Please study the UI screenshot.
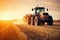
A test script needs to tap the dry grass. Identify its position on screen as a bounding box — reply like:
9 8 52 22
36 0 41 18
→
37 27 60 40
0 24 28 40
17 24 60 40
0 20 60 40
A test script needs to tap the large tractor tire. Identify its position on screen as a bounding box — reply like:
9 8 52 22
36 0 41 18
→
28 17 31 25
32 15 35 25
27 15 32 25
32 16 41 26
47 16 53 25
33 16 38 25
37 16 42 26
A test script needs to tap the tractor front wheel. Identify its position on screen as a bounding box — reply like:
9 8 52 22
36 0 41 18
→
47 16 53 25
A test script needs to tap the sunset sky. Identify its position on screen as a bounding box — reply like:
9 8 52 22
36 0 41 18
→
0 0 60 20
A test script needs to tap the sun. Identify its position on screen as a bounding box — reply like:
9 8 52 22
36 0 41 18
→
0 13 25 20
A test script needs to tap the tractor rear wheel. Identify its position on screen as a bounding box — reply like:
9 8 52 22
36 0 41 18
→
28 16 31 25
33 16 41 26
32 16 38 25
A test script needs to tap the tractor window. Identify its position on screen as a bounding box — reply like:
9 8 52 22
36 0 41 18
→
37 9 44 14
37 10 40 13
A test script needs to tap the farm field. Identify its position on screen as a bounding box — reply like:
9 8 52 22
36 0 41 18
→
0 20 60 40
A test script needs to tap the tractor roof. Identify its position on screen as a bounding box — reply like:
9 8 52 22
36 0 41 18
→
35 7 45 9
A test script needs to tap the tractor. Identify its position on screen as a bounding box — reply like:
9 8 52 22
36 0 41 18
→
25 7 53 25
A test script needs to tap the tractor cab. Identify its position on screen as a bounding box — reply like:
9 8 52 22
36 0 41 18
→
32 7 48 15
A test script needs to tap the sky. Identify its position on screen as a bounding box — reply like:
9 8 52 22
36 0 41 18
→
0 0 60 20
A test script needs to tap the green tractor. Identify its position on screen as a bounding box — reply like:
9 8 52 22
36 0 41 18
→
27 7 53 25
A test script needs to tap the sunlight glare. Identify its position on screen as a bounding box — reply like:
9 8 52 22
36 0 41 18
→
0 14 14 20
